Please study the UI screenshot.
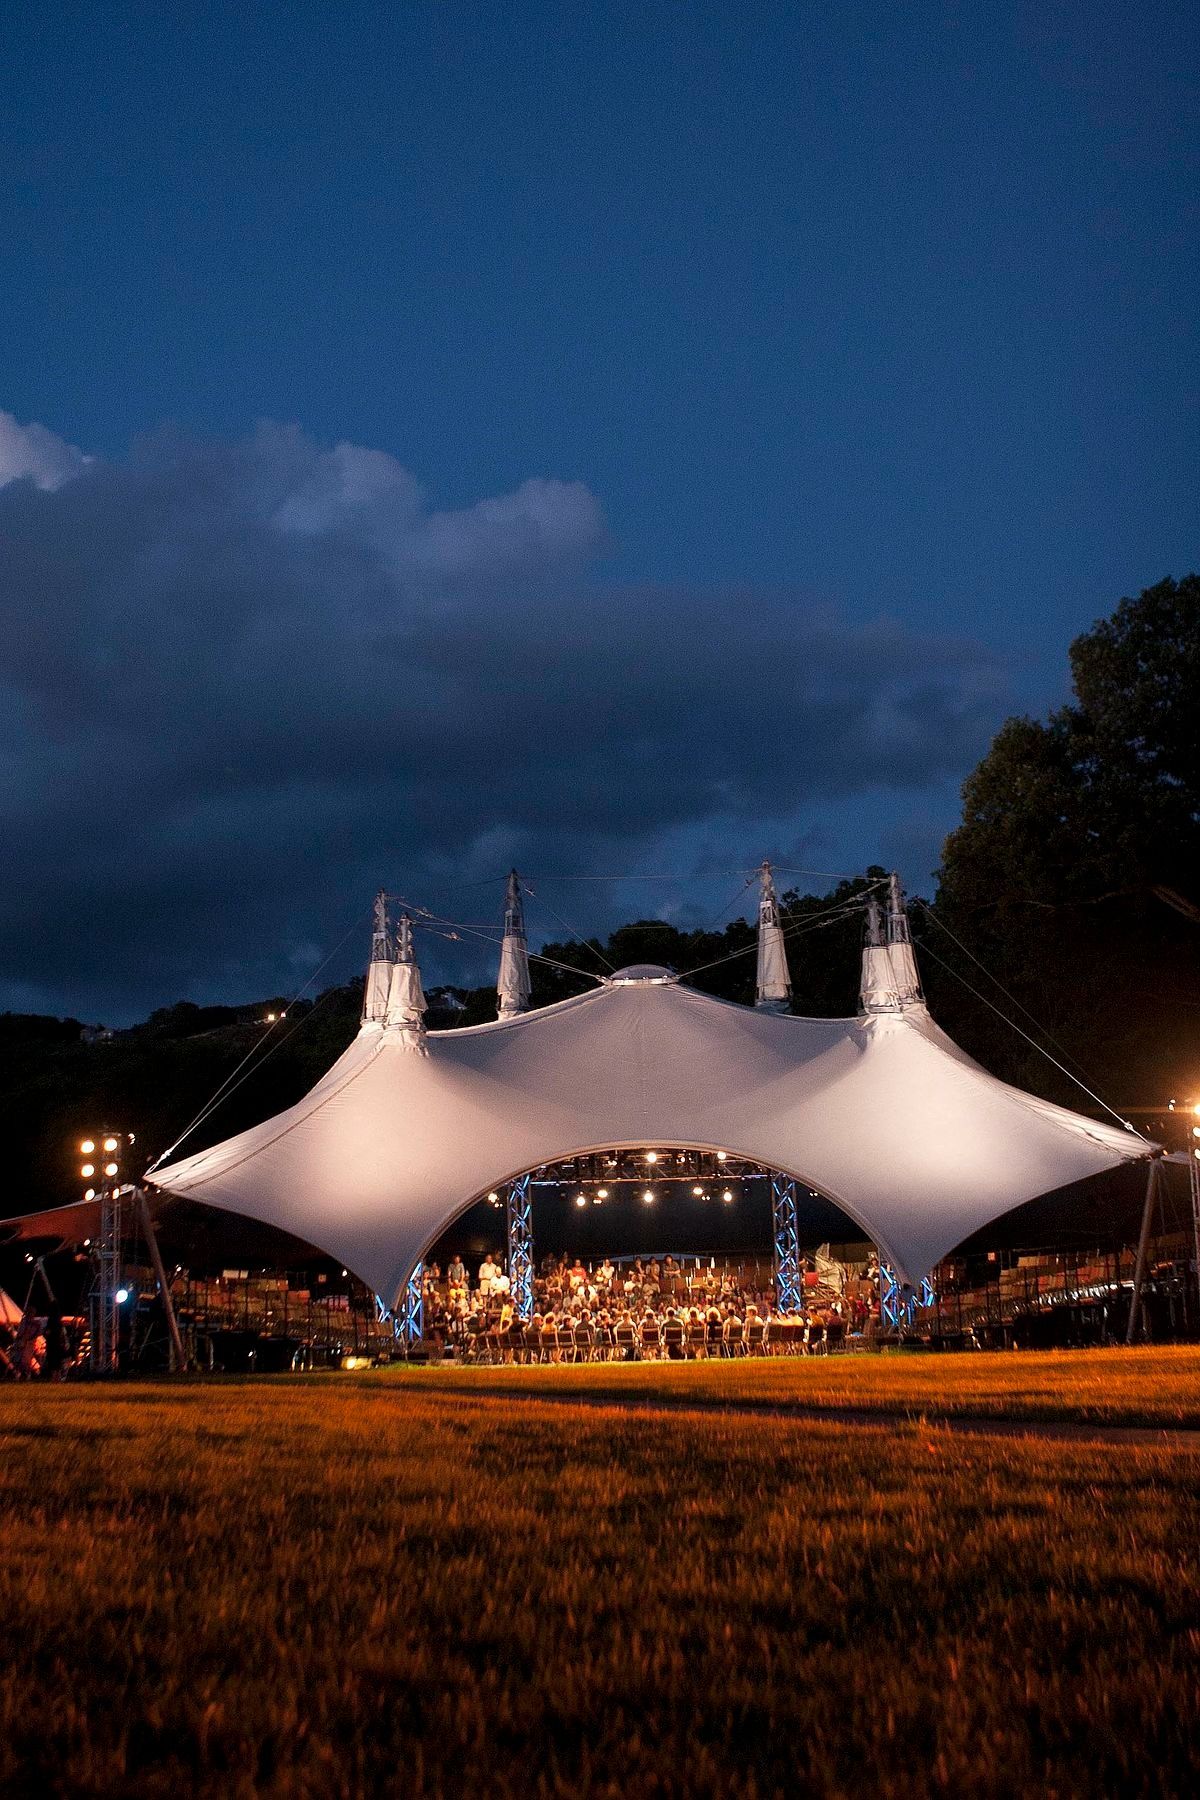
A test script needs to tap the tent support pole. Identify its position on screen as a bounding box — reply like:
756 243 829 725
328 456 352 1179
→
136 1188 187 1372
771 1175 802 1312
1126 1160 1160 1347
507 1174 534 1323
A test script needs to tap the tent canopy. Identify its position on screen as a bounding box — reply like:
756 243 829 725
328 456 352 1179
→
149 964 1149 1309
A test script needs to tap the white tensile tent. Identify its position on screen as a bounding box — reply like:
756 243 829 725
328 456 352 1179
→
148 878 1150 1310
0 1286 23 1328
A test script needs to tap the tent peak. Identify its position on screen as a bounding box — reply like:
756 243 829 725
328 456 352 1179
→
497 868 532 1020
860 874 924 1013
361 888 394 1024
385 913 428 1051
609 963 678 985
755 861 791 1013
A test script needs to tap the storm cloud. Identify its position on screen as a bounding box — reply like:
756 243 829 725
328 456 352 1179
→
0 412 1005 1017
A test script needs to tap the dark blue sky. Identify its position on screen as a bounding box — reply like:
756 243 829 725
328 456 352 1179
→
0 1 1196 1017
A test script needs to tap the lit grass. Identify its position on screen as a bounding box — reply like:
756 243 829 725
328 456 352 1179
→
388 1343 1200 1429
2 1374 1199 1797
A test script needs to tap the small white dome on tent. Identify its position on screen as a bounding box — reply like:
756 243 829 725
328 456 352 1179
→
609 964 677 984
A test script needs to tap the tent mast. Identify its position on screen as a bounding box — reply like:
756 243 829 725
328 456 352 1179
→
860 875 923 1013
497 869 532 1020
362 889 394 1024
755 862 791 1013
385 914 429 1052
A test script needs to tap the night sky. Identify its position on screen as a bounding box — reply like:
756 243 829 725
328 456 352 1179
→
1 1 1196 1020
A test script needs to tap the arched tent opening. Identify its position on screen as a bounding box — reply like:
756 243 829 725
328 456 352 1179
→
400 1144 876 1335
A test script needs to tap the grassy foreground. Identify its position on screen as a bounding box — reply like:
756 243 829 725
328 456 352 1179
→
388 1343 1200 1428
1 1361 1198 1799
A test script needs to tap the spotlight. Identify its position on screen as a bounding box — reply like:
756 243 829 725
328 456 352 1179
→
80 1139 95 1155
575 1194 587 1207
102 1136 118 1152
592 1193 603 1205
692 1185 704 1196
115 1287 130 1305
81 1163 94 1178
722 1189 733 1203
645 1150 658 1163
642 1189 655 1204
716 1151 727 1162
84 1188 96 1201
597 1187 608 1198
104 1162 119 1177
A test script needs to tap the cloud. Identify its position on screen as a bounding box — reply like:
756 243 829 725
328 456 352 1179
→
0 409 88 491
0 415 1006 1018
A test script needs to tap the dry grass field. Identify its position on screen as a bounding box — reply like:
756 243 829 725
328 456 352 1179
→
389 1342 1200 1427
2 1352 1199 1799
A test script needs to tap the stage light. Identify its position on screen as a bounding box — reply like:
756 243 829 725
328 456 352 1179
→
115 1287 130 1305
722 1189 733 1202
575 1194 587 1207
84 1188 96 1202
645 1150 658 1163
716 1151 727 1162
81 1163 94 1178
1194 1104 1200 1117
80 1138 95 1154
1193 1127 1200 1140
102 1136 118 1152
642 1188 655 1204
597 1187 608 1198
592 1194 603 1205
104 1162 119 1177
692 1185 704 1196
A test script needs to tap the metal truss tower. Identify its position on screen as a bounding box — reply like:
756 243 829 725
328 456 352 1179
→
88 1184 123 1372
771 1174 802 1312
403 1261 424 1343
880 1265 935 1330
506 1173 534 1322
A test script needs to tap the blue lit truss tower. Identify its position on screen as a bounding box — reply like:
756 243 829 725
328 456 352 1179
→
506 1174 534 1322
403 1262 424 1343
771 1174 802 1312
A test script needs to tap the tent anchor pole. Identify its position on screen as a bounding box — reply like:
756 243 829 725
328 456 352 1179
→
1126 1160 1161 1347
136 1188 187 1372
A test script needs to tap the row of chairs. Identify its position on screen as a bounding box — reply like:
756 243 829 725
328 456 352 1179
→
452 1315 846 1364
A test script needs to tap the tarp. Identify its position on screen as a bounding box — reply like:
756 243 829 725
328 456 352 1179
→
0 1287 23 1327
0 1198 103 1248
148 965 1151 1308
